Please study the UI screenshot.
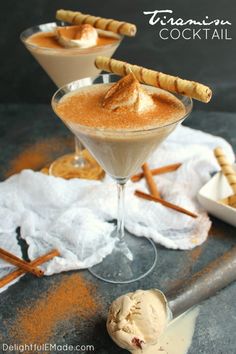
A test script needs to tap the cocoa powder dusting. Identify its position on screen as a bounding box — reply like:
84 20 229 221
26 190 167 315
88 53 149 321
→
8 274 101 346
56 84 186 130
188 245 203 264
5 137 74 177
209 221 233 241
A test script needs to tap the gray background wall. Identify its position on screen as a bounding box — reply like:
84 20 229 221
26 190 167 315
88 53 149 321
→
1 0 235 112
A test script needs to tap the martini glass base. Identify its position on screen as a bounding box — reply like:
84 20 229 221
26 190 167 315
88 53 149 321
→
89 231 157 284
49 151 105 180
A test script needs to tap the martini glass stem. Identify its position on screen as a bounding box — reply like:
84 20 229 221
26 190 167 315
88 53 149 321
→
116 182 133 261
73 137 87 168
117 183 125 241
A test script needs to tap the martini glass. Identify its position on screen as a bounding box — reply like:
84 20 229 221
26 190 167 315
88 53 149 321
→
20 22 122 178
52 74 193 283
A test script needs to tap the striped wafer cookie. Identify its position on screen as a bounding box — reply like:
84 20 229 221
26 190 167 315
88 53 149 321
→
95 56 212 103
214 147 236 194
56 9 137 37
219 194 236 208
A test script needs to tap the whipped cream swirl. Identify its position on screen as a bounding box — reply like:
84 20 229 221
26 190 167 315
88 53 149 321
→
56 24 98 48
102 72 155 113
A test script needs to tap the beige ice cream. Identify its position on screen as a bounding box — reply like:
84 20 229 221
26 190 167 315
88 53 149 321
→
106 289 170 351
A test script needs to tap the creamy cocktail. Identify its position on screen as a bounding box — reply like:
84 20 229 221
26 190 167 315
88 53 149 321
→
52 69 193 283
23 23 121 88
55 74 186 180
20 8 131 178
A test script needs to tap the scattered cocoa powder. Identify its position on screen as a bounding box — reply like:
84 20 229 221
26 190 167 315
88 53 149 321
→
8 273 101 346
5 137 74 177
189 245 203 263
209 221 234 240
163 246 203 290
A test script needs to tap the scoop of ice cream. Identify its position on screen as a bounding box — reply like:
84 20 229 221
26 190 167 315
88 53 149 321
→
56 24 98 48
102 73 156 113
107 289 170 351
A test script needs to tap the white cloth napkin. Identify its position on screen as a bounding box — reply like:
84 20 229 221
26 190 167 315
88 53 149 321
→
0 125 234 292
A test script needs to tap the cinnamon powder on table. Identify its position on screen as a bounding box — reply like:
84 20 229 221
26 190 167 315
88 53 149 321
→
5 137 74 177
8 273 101 346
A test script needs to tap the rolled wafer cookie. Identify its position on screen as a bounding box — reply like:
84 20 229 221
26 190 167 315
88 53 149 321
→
220 194 236 208
214 147 236 194
56 9 137 37
95 56 212 103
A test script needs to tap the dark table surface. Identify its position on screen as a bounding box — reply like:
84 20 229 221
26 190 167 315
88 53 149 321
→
1 0 236 113
0 105 236 353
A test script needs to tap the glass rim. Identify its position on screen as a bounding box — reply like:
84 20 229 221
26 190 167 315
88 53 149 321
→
20 21 123 54
51 73 193 135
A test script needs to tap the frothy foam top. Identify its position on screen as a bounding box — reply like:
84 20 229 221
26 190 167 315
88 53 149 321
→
56 83 186 130
26 28 118 50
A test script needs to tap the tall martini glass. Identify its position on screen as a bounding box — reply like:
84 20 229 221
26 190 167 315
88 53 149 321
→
52 74 193 283
20 22 122 178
